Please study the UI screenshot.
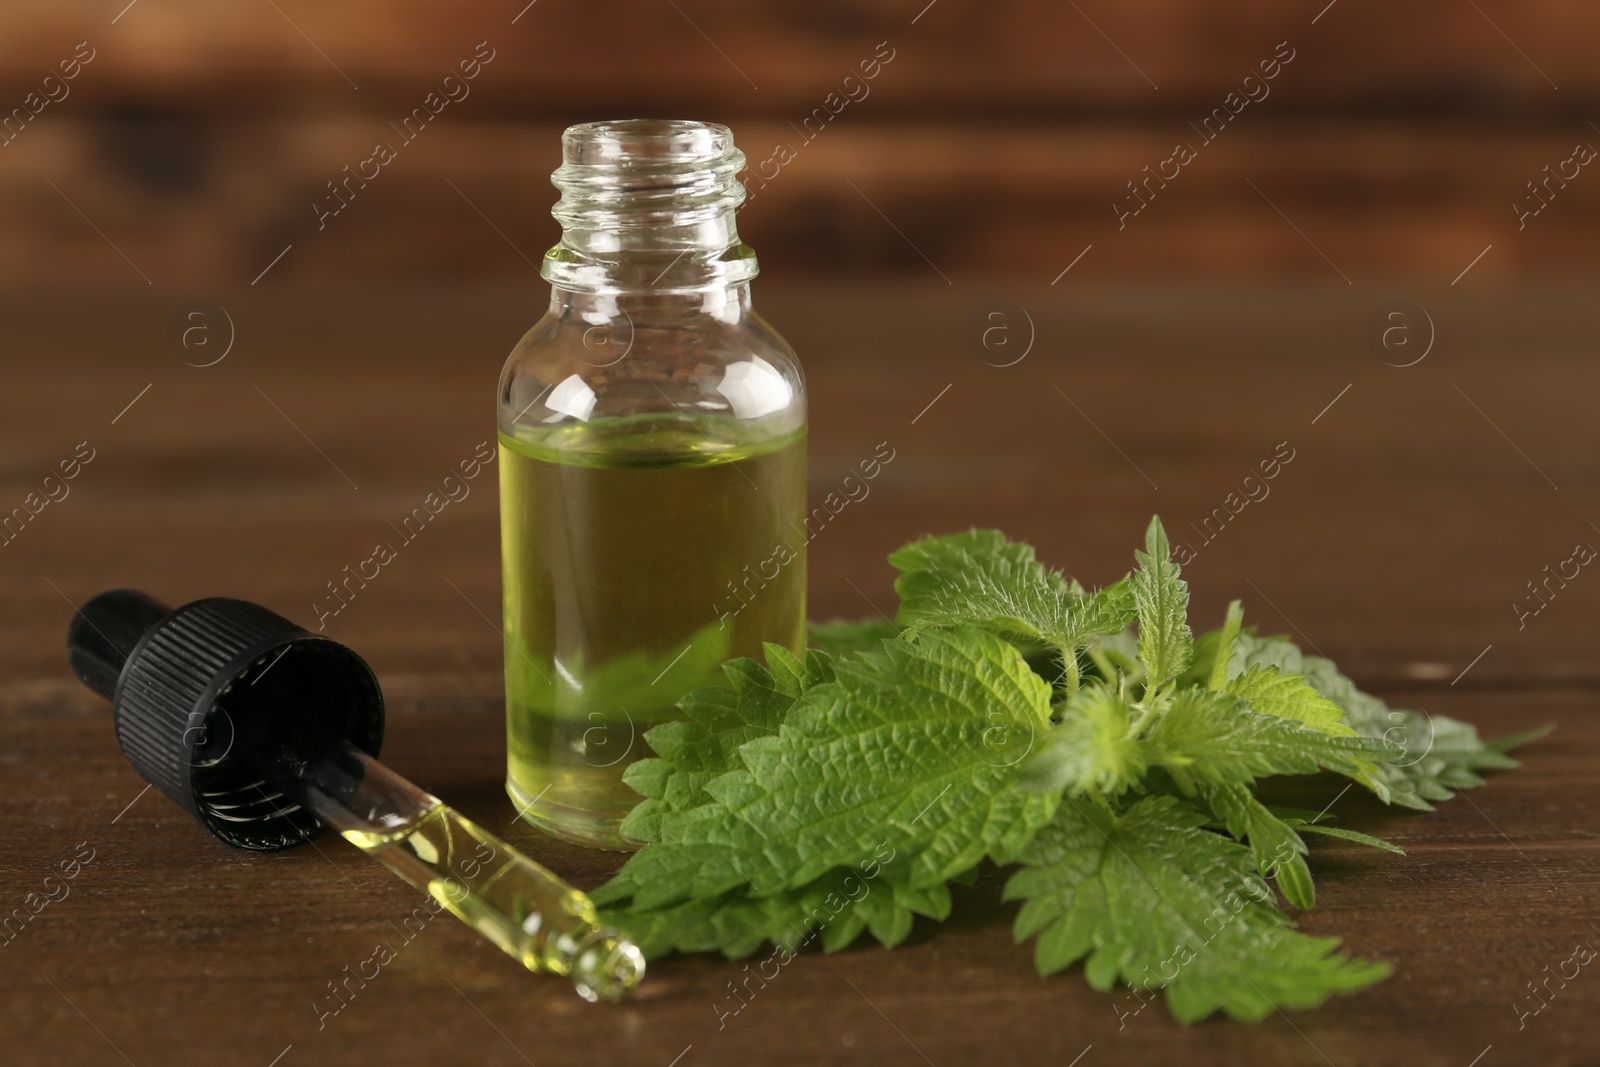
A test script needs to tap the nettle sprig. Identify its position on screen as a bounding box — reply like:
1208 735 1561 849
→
594 517 1543 1023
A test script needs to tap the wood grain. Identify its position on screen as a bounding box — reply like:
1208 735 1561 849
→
0 284 1594 1066
0 0 1590 111
0 1 1596 284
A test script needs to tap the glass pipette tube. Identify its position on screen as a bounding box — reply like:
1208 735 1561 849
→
275 739 644 1002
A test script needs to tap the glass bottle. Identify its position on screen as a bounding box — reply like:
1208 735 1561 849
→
497 120 807 850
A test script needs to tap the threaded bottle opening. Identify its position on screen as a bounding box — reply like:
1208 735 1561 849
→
559 118 739 169
544 119 757 293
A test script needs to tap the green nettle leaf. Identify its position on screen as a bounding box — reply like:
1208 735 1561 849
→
608 854 952 960
1230 633 1545 810
1203 599 1246 691
610 645 832 850
890 530 1135 661
1004 796 1392 1023
1197 781 1317 910
598 648 948 953
1130 517 1193 691
601 627 1058 918
1019 684 1147 798
595 647 831 909
708 626 1060 892
1149 690 1400 796
1224 666 1354 736
1074 580 1140 650
1288 820 1405 855
592 516 1539 1025
1217 801 1406 910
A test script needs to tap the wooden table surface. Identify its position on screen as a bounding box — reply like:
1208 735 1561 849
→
2 282 1595 1066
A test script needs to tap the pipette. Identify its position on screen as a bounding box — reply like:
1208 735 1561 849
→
66 589 644 1003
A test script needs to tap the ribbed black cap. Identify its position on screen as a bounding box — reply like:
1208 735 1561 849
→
67 590 384 851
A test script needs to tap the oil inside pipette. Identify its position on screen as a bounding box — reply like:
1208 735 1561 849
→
342 802 644 1002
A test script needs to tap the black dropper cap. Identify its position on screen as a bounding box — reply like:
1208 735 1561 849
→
67 590 384 851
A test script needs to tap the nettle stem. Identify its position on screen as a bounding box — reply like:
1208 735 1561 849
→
1060 645 1081 696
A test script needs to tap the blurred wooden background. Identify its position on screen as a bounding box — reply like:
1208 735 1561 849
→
0 0 1595 287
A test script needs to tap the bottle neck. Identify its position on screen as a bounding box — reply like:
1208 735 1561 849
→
541 119 757 295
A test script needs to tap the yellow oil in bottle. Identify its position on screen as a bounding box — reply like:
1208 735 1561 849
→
499 414 806 849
